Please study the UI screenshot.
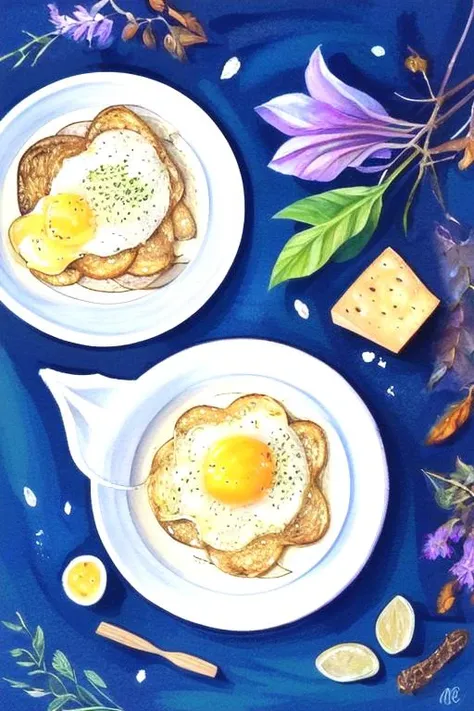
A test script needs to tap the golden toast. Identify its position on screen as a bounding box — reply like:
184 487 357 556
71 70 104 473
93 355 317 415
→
148 395 330 577
15 105 195 285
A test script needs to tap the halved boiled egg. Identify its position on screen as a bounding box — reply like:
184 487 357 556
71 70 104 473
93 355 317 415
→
62 555 107 606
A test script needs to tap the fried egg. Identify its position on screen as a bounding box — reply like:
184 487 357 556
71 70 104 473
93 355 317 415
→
154 407 310 551
9 129 170 275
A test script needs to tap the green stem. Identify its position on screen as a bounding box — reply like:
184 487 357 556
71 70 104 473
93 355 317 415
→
0 32 57 63
89 682 121 708
382 152 418 189
64 707 122 711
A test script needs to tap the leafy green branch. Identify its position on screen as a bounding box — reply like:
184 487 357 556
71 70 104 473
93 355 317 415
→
1 614 123 711
269 153 415 288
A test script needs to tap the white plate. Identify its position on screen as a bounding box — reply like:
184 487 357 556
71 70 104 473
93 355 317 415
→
0 73 244 346
85 339 388 631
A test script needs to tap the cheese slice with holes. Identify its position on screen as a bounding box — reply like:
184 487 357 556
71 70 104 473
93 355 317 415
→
331 247 439 353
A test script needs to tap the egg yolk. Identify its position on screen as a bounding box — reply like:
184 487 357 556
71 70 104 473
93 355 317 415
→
203 436 274 505
9 193 95 275
67 560 101 600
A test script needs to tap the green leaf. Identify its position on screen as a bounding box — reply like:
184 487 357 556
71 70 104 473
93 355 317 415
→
49 675 68 697
2 621 23 632
332 194 383 262
270 185 385 287
52 650 75 682
47 695 77 711
84 669 107 689
454 458 474 486
16 661 35 667
77 684 101 706
24 688 50 698
10 649 26 658
3 678 31 689
32 626 45 664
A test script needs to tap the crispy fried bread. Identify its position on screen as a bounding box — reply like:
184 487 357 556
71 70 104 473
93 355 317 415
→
172 201 196 241
127 215 174 276
16 106 191 284
18 135 87 215
147 395 330 577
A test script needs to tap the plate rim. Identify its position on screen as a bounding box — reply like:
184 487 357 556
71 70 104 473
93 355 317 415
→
91 338 389 631
0 72 245 347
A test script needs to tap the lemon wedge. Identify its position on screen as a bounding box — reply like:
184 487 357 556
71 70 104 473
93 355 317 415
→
315 643 380 683
375 595 415 654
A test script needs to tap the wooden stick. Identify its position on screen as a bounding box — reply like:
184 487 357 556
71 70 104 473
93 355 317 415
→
96 622 218 678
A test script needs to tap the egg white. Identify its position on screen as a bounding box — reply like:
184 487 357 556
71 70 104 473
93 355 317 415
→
49 128 170 257
155 409 310 551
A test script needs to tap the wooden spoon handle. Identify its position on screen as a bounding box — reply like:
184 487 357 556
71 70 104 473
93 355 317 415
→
96 622 218 678
96 622 160 654
161 651 219 678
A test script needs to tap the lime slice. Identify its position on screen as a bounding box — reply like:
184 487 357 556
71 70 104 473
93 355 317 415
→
315 643 380 683
375 595 415 654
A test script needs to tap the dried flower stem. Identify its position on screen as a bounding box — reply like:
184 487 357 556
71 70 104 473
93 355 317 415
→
423 469 474 501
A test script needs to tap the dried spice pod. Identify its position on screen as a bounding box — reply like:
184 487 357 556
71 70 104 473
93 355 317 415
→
397 629 469 694
148 0 166 11
426 386 474 445
142 23 157 49
122 21 139 41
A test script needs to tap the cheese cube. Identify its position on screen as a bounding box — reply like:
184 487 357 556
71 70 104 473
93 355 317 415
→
331 247 439 353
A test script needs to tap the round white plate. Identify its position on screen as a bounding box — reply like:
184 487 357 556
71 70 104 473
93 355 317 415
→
0 73 244 346
91 339 388 631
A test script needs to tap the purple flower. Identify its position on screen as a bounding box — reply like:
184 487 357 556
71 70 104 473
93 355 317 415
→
449 523 465 543
255 46 419 182
48 4 113 48
422 525 454 561
451 537 474 589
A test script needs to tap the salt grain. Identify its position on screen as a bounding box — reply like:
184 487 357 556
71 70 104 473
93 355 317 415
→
371 46 386 57
294 299 309 320
221 56 241 80
23 487 37 507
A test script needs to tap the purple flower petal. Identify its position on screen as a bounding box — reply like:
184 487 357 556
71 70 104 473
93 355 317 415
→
71 23 89 41
256 93 415 138
94 18 113 48
305 46 392 123
451 537 474 589
269 133 396 181
450 523 465 543
422 527 454 561
72 5 91 22
255 94 334 136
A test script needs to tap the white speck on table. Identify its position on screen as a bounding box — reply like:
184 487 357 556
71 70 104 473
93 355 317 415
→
23 487 37 507
220 56 241 80
362 351 376 363
64 501 72 516
371 46 386 57
294 299 309 319
136 669 146 684
386 385 395 397
36 530 44 537
378 358 387 368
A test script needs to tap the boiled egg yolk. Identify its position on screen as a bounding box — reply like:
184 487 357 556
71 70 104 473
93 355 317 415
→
203 435 274 505
9 193 95 275
66 560 101 600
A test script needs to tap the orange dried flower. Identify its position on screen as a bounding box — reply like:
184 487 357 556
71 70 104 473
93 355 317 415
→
122 21 139 41
437 580 458 614
405 53 428 74
458 136 474 170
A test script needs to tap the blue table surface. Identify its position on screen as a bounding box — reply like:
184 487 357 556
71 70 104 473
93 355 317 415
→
1 1 473 709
